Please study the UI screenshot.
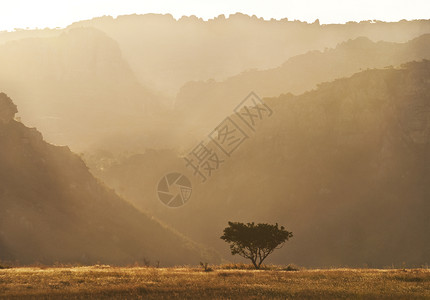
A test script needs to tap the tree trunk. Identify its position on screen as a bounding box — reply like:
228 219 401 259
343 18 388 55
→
251 258 259 269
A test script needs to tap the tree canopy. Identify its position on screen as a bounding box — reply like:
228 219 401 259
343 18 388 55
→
220 222 293 269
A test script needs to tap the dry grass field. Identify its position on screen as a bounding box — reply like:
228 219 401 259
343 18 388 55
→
0 265 429 299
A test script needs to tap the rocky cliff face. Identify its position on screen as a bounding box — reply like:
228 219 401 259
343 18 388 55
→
0 28 165 150
0 94 219 265
0 93 17 124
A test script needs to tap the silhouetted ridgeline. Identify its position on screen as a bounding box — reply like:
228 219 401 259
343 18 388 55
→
0 93 220 265
175 34 430 140
0 27 167 150
3 14 430 96
67 14 430 95
1 16 430 151
92 61 430 267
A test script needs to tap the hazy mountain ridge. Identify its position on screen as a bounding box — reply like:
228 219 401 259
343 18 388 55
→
91 61 430 267
68 14 430 95
0 93 220 265
2 16 430 152
0 28 62 46
0 27 165 150
174 34 430 140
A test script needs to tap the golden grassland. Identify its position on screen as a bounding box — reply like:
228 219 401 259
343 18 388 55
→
0 265 429 299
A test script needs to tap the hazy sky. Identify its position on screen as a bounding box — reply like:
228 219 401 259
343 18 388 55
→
0 0 429 31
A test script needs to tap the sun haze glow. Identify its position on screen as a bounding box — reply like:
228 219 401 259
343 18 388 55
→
0 0 429 31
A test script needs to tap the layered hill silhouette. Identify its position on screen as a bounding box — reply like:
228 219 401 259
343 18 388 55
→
0 93 219 265
2 16 430 152
3 15 430 98
0 27 165 150
68 15 430 95
174 34 430 140
2 16 430 268
92 61 430 267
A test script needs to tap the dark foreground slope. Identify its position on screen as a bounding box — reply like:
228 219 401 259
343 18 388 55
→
0 93 219 266
94 61 430 267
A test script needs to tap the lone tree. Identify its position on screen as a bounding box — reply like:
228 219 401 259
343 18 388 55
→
220 222 293 269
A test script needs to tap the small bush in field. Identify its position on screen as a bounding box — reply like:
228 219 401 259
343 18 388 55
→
199 262 213 272
283 264 300 271
143 258 151 267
